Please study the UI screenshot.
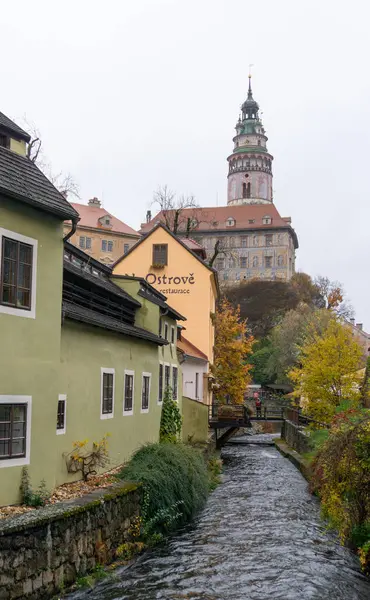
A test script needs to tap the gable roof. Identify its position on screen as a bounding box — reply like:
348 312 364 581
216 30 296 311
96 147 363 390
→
177 336 208 361
140 203 299 248
113 222 218 281
0 112 30 142
70 202 139 237
0 146 79 220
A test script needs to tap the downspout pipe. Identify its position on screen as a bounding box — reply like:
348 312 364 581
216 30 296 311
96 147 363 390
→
63 217 79 242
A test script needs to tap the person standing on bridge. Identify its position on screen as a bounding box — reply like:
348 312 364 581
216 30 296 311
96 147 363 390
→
254 392 262 418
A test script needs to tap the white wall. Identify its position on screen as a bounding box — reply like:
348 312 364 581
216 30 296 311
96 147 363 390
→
181 358 208 402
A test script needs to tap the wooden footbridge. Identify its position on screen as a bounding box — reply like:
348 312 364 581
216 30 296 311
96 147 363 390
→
209 402 285 448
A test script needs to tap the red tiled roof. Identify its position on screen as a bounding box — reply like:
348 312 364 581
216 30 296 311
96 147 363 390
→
177 336 208 361
71 202 139 237
182 237 207 259
141 203 294 234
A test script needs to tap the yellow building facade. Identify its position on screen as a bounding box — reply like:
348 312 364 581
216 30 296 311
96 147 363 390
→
113 224 219 399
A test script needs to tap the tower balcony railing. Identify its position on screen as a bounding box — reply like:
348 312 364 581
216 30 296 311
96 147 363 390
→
228 165 271 175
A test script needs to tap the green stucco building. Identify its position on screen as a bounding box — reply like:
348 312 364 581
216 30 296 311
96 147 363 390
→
0 112 184 506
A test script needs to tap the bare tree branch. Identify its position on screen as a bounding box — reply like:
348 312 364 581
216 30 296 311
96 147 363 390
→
20 117 80 200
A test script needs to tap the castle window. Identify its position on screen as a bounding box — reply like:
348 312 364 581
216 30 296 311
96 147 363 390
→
226 217 235 227
265 234 273 247
265 256 273 268
240 257 248 268
249 219 255 224
241 237 247 248
247 182 251 198
258 139 261 146
242 183 247 198
263 216 272 225
252 256 259 267
253 235 259 247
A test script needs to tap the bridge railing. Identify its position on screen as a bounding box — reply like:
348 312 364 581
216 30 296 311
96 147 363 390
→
209 403 248 424
284 408 329 429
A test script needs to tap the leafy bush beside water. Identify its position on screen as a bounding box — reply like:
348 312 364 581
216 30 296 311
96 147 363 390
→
310 409 370 573
118 442 210 537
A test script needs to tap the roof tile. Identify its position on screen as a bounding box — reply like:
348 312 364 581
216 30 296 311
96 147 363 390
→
71 202 140 237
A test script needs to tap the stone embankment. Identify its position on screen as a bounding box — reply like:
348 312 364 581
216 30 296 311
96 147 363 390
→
0 482 140 600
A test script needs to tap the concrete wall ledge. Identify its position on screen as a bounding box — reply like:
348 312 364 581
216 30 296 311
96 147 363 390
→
274 438 311 481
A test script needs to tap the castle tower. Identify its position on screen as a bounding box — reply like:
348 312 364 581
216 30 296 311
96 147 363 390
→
227 76 273 205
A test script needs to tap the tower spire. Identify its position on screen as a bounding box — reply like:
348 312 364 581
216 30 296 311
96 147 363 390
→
248 73 253 99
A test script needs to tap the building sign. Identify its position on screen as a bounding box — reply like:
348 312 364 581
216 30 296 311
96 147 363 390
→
145 272 195 295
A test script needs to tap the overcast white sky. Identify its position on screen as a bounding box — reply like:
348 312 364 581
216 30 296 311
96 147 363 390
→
3 0 370 327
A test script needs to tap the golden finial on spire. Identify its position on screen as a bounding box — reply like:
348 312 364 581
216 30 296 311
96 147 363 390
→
248 63 254 78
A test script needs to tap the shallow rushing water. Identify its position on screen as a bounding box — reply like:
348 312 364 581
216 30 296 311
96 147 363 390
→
69 436 370 600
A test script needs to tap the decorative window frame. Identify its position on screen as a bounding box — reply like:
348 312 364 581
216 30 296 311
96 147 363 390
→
171 364 179 402
170 326 176 346
0 228 38 319
123 369 135 416
141 372 152 414
100 368 115 420
0 395 32 468
56 394 67 435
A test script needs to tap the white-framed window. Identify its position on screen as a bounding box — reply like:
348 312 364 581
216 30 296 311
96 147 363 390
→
164 322 169 341
123 370 135 415
170 326 175 345
0 228 38 319
56 394 67 435
0 395 32 468
100 368 115 419
141 373 151 413
158 362 164 404
86 237 92 249
171 365 178 401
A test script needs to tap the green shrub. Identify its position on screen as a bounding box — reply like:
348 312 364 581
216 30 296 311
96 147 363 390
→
310 410 370 571
159 387 182 443
118 442 209 534
20 467 50 507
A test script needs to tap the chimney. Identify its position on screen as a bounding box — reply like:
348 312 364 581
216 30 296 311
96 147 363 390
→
350 318 355 325
88 197 101 208
146 210 152 223
356 323 363 331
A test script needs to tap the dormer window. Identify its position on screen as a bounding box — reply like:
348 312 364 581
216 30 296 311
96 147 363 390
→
104 216 111 226
0 133 9 148
226 217 235 227
262 215 272 225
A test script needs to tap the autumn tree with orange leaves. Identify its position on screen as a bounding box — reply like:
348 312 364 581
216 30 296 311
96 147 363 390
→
211 299 254 404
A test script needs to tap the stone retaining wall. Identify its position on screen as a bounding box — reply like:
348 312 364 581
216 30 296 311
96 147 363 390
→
0 482 141 600
281 419 312 454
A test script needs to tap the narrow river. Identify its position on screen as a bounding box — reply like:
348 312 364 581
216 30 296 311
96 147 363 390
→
69 436 370 600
